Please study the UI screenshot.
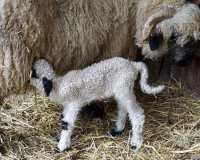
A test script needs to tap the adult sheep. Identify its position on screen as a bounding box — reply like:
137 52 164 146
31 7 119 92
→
136 0 200 66
0 0 136 98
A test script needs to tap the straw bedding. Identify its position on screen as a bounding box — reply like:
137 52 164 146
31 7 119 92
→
0 83 200 160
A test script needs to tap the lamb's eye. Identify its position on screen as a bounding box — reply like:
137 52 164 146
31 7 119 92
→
31 68 38 78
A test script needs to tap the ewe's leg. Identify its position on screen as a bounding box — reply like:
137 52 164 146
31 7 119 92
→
116 92 145 151
57 105 80 152
110 103 127 136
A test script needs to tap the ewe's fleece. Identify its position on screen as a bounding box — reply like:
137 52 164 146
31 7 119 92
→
0 0 136 97
158 4 200 44
136 0 185 47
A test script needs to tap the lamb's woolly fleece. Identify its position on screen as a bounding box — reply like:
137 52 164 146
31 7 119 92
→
30 57 165 152
32 58 164 103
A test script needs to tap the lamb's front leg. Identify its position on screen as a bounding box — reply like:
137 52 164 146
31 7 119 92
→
57 104 80 152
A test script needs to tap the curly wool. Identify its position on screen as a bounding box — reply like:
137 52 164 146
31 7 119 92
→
158 4 200 44
30 57 164 152
0 0 137 97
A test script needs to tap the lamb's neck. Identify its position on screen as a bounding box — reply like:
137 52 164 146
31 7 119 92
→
48 77 63 103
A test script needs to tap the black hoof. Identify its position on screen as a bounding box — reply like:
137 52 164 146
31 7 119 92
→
61 114 64 119
55 133 60 142
54 147 71 153
110 128 123 137
131 145 137 150
54 147 61 153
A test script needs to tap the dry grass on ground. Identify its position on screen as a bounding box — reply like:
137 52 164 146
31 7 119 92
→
0 83 200 160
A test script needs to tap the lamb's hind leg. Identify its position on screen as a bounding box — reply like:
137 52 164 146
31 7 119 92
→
110 102 127 136
57 104 80 152
116 91 145 152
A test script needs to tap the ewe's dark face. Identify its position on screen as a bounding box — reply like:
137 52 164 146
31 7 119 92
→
168 34 200 66
148 32 200 66
148 32 164 51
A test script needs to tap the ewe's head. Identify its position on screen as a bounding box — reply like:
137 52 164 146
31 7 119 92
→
30 59 55 97
186 0 200 8
142 3 200 66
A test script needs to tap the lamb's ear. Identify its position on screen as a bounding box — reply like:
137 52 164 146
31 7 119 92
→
149 32 163 50
31 68 38 78
31 57 38 78
42 77 53 97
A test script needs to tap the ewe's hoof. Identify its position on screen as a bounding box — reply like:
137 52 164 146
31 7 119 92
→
110 128 123 137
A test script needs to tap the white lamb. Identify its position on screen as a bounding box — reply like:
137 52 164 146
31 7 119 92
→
30 57 165 152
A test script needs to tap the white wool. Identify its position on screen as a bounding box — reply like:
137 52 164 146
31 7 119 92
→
30 57 164 152
158 4 200 43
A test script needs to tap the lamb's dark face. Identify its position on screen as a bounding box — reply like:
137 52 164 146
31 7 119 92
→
168 35 200 66
30 59 54 97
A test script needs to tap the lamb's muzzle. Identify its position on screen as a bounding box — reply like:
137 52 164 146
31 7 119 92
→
30 57 165 152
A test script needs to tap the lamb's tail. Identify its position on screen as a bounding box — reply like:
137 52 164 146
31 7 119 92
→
134 62 165 95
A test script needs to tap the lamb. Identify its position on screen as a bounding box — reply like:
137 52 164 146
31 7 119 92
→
30 57 165 152
136 0 200 66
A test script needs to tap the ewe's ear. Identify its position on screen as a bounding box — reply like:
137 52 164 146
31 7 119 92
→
31 57 38 78
42 77 53 97
149 32 163 50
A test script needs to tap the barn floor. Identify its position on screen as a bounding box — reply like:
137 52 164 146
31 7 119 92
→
0 83 200 160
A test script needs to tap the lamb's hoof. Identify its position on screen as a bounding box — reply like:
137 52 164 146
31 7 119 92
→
130 136 143 152
57 141 71 152
54 147 61 153
131 145 137 150
130 144 141 152
110 128 123 137
54 147 71 153
55 133 60 142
